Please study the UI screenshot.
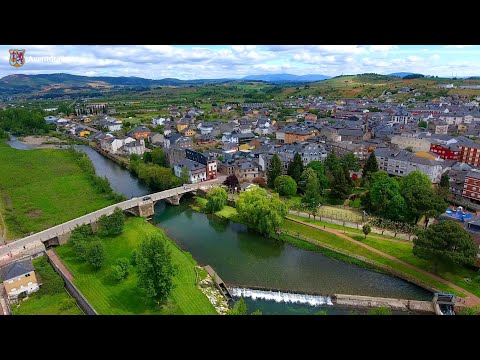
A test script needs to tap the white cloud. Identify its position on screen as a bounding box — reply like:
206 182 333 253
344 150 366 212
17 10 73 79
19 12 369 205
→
1 45 479 80
445 45 473 49
368 45 397 52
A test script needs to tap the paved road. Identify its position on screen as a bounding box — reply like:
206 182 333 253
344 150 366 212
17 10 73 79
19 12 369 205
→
0 176 225 263
286 216 480 306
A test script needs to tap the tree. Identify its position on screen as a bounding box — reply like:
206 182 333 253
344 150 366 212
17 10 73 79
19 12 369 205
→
324 151 340 174
57 103 72 116
252 177 267 188
362 152 379 183
236 187 288 238
367 306 392 315
413 220 477 272
0 108 49 136
143 152 153 163
97 207 125 236
267 154 283 187
340 152 360 172
180 166 190 184
368 171 408 221
151 148 167 167
418 120 428 128
302 170 321 219
223 174 239 191
205 187 228 213
130 154 141 162
330 164 352 199
136 235 178 305
307 160 329 194
400 171 447 223
227 297 248 315
86 242 106 270
112 257 130 282
298 167 314 194
274 175 297 196
440 173 450 190
287 152 304 183
363 224 371 239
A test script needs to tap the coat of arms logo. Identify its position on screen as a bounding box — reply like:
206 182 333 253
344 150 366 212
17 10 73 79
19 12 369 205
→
9 49 26 67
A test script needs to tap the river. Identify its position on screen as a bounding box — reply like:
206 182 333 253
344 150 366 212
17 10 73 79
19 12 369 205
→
7 137 432 314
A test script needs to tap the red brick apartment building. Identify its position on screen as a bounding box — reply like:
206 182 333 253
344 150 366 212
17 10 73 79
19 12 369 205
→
430 143 460 160
458 143 480 167
462 170 480 201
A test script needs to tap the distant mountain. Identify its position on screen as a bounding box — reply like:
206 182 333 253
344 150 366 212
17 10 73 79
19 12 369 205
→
0 73 238 97
241 74 331 82
388 72 418 78
0 73 233 88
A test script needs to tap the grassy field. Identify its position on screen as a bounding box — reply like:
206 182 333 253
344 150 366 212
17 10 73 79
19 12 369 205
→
12 257 83 315
287 214 405 242
317 205 363 222
282 220 464 296
0 142 115 239
352 235 480 298
55 217 217 315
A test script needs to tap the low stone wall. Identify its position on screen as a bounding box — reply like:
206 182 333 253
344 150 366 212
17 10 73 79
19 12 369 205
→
333 294 435 313
45 252 97 315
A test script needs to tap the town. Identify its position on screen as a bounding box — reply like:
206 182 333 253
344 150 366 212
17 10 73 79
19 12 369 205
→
1 48 480 316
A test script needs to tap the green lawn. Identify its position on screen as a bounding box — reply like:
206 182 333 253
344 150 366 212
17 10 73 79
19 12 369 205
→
192 196 241 222
287 214 405 242
55 217 217 315
0 142 115 239
215 206 241 222
12 257 83 315
351 235 480 298
281 220 464 296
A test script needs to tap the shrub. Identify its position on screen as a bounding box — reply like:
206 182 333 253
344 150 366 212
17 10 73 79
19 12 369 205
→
59 297 77 311
131 249 139 266
111 265 127 282
367 306 392 315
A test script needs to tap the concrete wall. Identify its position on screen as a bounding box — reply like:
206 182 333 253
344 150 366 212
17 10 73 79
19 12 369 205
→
45 252 97 315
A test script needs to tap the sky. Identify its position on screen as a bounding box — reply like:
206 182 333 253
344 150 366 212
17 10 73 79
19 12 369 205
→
1 45 480 80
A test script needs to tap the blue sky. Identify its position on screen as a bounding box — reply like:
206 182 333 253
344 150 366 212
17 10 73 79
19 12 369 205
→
1 45 479 79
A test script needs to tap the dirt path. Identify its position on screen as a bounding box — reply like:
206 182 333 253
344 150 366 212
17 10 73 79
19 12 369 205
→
46 249 74 282
286 216 480 306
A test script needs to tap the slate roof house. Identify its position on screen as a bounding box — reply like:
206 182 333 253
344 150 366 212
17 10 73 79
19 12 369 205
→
0 258 40 301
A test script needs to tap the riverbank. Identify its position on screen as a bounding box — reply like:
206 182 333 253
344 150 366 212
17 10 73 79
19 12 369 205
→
54 217 218 315
0 141 118 240
18 135 65 146
190 194 480 303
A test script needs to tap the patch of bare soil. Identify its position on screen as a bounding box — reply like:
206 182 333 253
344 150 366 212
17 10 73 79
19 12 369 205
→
27 209 43 218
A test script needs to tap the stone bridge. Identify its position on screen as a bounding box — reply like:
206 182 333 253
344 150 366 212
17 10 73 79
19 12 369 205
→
0 177 225 266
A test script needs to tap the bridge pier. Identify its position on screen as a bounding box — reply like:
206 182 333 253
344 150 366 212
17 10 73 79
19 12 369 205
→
138 200 155 217
90 221 99 233
57 231 72 245
165 194 182 206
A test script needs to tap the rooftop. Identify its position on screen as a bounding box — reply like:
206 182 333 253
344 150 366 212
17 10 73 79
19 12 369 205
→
0 258 34 281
